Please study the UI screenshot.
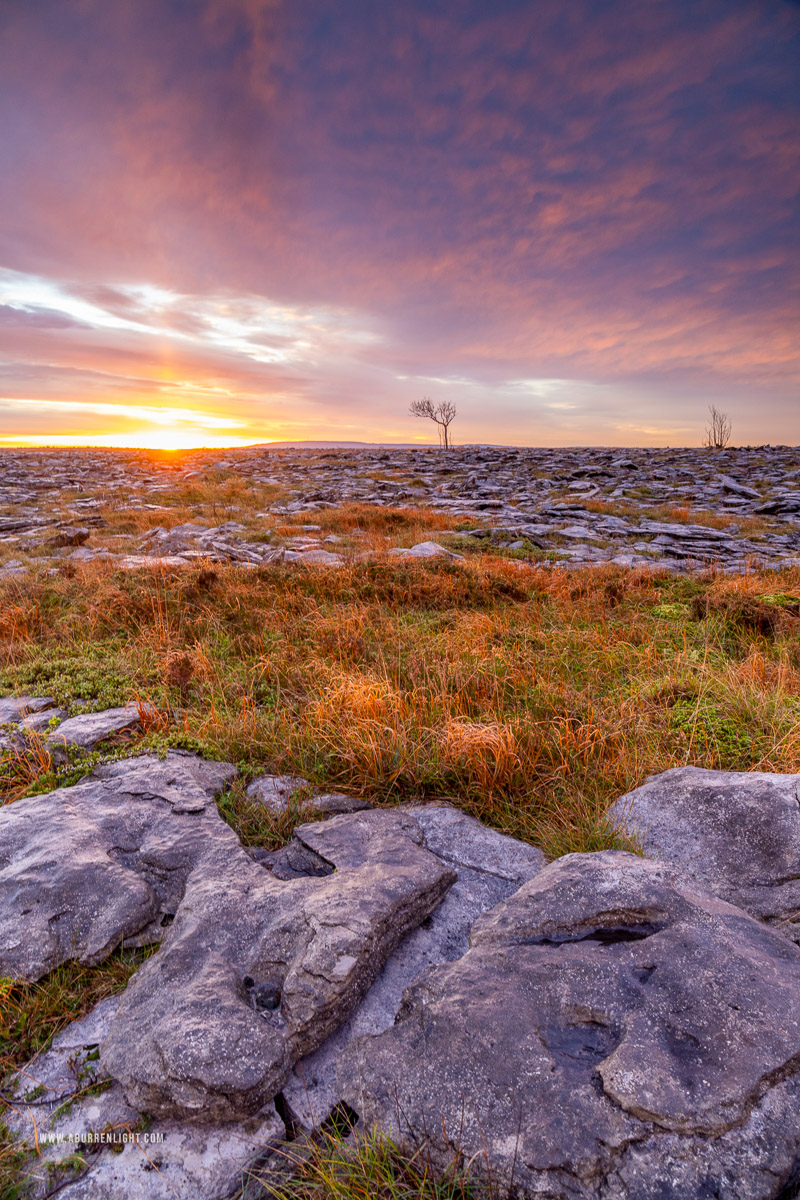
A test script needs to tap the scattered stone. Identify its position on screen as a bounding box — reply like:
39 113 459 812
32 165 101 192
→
0 694 56 724
294 548 344 566
387 541 464 559
246 774 371 818
610 766 800 939
638 519 733 542
20 706 68 732
136 521 283 566
49 525 91 547
339 851 800 1198
246 773 310 811
0 694 61 748
0 752 237 981
0 558 27 577
718 473 761 499
3 444 800 571
116 554 194 570
46 702 143 749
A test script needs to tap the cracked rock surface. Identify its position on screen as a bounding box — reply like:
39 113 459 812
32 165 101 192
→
3 443 800 572
101 809 456 1122
282 804 545 1129
10 741 800 1197
0 751 237 981
610 766 800 940
339 851 800 1198
4 996 285 1200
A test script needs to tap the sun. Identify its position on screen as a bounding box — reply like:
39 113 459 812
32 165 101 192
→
1 431 272 451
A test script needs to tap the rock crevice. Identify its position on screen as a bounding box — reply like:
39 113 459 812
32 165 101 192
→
7 752 800 1197
339 852 800 1195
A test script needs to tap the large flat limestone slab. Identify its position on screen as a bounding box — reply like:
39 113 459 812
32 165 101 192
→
101 809 456 1122
609 766 800 938
339 851 800 1198
282 804 545 1129
0 751 237 981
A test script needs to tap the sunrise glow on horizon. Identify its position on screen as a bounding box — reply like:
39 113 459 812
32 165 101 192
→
1 1 798 449
0 433 274 451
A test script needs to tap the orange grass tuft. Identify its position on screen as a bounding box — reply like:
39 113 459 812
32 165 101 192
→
1 541 799 855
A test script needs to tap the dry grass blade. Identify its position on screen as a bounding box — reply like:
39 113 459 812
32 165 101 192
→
0 734 53 805
253 1124 485 1200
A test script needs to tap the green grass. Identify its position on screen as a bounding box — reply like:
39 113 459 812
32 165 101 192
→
0 949 157 1077
253 1125 484 1200
2 553 800 861
0 948 156 1198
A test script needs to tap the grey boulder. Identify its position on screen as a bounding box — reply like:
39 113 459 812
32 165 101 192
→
246 773 371 817
387 541 464 560
116 554 193 569
246 772 309 810
5 995 284 1200
101 809 455 1122
20 706 68 732
295 548 344 565
339 851 800 1199
0 752 236 980
49 525 91 547
47 702 142 749
610 766 800 938
283 804 545 1129
0 694 56 724
0 559 27 577
0 693 61 748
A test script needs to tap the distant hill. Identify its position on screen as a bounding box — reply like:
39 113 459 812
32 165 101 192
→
247 441 508 450
247 441 424 449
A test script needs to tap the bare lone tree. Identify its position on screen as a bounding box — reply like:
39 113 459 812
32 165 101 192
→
704 405 732 449
409 396 457 449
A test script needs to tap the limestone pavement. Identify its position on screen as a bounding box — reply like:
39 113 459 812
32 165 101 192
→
2 443 800 575
3 702 800 1197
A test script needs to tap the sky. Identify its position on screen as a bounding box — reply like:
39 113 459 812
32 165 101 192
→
0 0 798 450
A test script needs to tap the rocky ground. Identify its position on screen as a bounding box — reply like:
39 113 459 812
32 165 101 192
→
3 445 800 1198
2 443 800 575
2 714 800 1199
